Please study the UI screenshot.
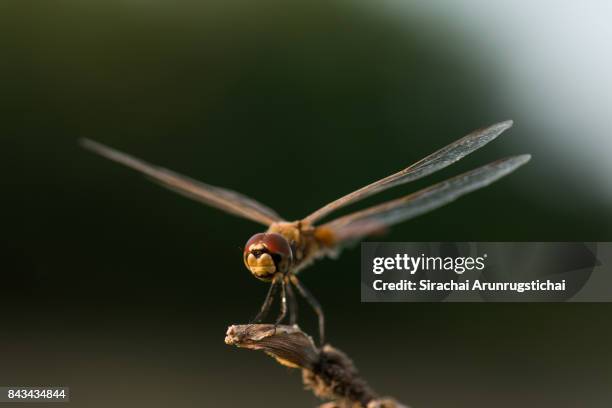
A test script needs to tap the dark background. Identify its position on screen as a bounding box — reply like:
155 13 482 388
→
3 1 612 407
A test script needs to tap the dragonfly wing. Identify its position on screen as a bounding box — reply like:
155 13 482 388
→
302 120 514 224
80 139 284 226
320 155 530 245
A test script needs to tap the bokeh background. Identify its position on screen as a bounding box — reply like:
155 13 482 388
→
3 1 612 407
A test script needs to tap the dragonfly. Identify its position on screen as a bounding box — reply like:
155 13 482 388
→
81 120 530 344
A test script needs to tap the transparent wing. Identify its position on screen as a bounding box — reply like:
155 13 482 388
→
302 120 514 224
320 155 530 245
80 139 284 226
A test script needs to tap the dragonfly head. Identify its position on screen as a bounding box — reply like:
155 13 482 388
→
243 233 293 281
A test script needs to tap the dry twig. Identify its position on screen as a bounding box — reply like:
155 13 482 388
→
225 324 407 408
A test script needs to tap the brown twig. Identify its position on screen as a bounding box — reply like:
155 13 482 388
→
225 324 407 408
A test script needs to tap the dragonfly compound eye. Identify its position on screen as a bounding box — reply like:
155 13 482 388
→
243 233 293 281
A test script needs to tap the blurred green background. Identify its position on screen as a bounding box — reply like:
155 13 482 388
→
2 1 612 407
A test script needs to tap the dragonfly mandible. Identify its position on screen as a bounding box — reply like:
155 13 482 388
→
81 120 530 344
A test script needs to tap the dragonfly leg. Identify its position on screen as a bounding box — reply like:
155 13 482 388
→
251 275 279 323
274 278 288 326
285 276 298 325
290 275 325 346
